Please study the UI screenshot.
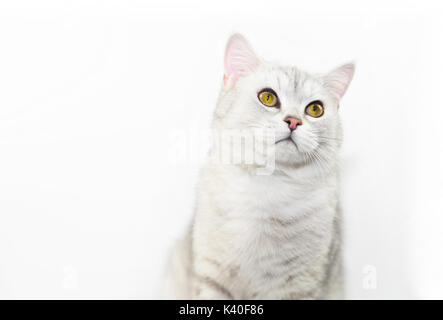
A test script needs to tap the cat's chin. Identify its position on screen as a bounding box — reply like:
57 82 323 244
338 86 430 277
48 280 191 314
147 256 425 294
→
274 138 306 165
275 138 297 151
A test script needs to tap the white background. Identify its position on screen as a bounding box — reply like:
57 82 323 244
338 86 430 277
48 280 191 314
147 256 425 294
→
0 0 442 299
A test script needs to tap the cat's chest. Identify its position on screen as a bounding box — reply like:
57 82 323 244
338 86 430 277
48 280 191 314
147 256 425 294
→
195 168 338 299
228 175 335 281
221 200 335 299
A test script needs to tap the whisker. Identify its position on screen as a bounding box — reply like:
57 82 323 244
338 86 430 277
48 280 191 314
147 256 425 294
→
316 136 342 142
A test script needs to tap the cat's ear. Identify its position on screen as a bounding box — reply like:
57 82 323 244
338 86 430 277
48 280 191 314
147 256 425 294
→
223 34 260 89
323 63 355 101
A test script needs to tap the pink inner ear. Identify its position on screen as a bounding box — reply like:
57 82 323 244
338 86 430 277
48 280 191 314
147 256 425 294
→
224 34 259 89
324 63 355 101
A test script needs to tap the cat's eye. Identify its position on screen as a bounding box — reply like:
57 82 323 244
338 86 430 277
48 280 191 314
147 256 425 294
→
305 101 324 118
258 89 279 107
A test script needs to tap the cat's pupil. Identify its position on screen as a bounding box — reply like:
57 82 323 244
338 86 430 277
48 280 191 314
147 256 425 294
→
266 95 270 101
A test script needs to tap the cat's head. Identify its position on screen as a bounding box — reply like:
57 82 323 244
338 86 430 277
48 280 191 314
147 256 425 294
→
214 34 354 169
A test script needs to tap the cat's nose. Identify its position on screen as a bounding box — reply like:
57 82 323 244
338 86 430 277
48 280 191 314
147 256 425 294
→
284 117 302 131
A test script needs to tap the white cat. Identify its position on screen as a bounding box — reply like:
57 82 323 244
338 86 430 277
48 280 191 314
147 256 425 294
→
163 34 354 299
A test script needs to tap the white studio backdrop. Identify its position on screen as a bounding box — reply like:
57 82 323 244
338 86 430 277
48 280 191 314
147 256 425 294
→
0 0 442 299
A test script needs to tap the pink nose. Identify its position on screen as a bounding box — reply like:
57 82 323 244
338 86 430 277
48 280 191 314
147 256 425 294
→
284 117 302 130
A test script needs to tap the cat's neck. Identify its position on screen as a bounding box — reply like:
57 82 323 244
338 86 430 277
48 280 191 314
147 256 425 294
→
205 159 338 188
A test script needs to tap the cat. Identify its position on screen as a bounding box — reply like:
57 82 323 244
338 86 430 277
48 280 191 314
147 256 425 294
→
162 33 354 299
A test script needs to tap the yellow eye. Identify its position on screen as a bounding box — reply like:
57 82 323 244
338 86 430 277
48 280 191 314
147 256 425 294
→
305 102 324 118
258 90 278 107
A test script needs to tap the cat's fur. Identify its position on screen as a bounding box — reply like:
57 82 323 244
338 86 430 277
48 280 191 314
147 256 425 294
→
163 34 354 299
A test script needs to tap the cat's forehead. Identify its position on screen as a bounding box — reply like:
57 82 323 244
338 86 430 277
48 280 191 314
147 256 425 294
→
260 64 321 93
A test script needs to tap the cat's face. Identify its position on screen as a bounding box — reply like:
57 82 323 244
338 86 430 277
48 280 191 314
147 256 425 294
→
215 34 354 168
215 34 354 170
